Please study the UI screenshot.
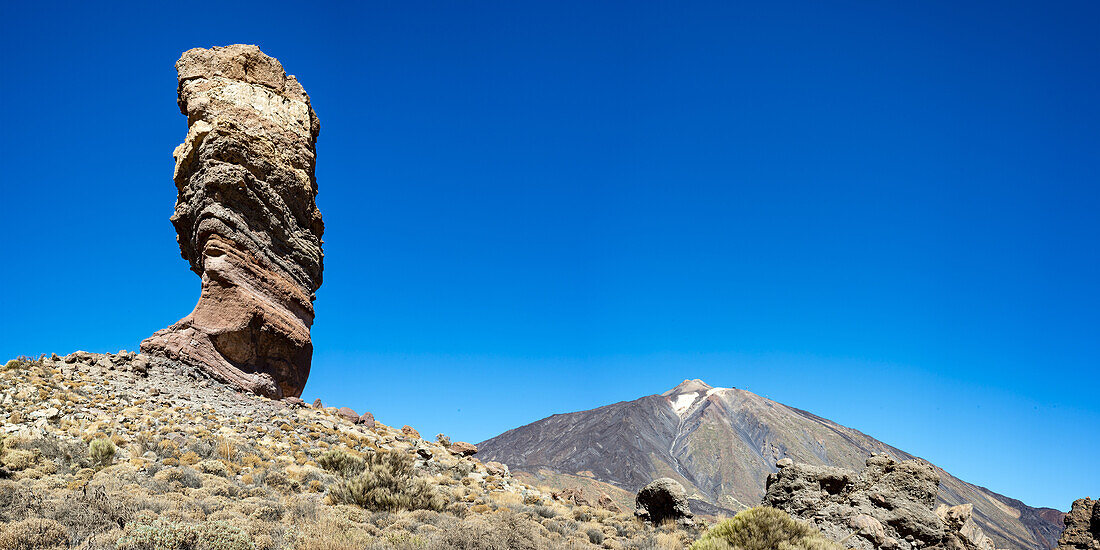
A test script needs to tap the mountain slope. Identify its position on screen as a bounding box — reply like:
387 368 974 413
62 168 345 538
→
479 379 1063 550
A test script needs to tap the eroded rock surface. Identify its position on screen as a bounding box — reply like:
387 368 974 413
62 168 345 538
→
635 477 694 526
764 454 1000 550
1058 498 1099 550
141 44 323 399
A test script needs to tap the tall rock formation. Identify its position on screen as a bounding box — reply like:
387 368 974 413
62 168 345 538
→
141 45 324 399
1057 498 1099 550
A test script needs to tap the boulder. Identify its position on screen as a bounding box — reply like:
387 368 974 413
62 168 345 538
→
357 412 375 427
337 407 358 423
937 504 996 550
634 477 693 526
141 44 324 399
484 461 508 476
401 425 421 439
553 487 590 507
598 492 622 513
1058 498 1099 550
450 441 477 456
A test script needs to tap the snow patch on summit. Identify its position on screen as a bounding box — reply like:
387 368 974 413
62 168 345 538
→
671 392 700 414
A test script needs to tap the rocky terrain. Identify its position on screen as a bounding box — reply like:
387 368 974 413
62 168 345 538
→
478 380 1064 550
1 43 1086 550
0 353 701 549
764 455 998 550
1056 498 1098 550
142 44 325 400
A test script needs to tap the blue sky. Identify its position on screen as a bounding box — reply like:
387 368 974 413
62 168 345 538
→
1 1 1097 510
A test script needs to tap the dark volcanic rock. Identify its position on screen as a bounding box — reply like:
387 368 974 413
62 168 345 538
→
764 455 999 550
1057 498 1099 550
141 44 324 399
635 478 694 526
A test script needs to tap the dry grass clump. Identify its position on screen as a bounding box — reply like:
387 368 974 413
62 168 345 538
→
115 514 254 550
0 517 68 550
89 439 116 468
690 507 840 550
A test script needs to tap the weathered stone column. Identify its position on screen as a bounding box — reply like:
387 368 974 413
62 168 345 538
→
142 44 324 399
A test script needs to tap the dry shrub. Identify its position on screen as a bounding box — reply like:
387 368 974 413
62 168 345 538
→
319 450 443 512
0 450 36 471
115 516 254 550
0 518 68 550
294 515 374 550
89 439 116 468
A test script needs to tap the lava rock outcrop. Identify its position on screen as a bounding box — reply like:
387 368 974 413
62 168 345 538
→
1057 498 1099 550
764 454 999 550
141 44 323 399
635 478 694 526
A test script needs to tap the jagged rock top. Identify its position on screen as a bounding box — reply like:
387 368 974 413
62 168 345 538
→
1058 498 1099 550
765 454 999 550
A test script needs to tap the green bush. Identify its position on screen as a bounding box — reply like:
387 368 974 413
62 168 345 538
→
324 449 444 512
89 439 116 468
690 507 842 550
0 518 68 550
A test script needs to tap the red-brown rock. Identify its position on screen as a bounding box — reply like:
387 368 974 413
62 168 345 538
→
358 412 375 427
337 407 358 423
401 425 421 439
141 45 324 399
553 487 590 507
450 441 478 456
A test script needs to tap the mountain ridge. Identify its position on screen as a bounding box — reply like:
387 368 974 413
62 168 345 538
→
479 379 1064 550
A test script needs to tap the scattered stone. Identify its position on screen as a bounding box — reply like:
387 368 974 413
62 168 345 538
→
553 487 590 507
141 44 324 400
484 461 508 476
337 407 359 423
634 478 693 526
450 441 477 457
598 493 622 513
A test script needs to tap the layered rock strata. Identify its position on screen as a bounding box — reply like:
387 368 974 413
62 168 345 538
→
764 455 999 550
1057 498 1099 550
141 44 323 399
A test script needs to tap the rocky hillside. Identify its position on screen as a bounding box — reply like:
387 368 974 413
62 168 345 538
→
478 379 1063 550
0 353 703 549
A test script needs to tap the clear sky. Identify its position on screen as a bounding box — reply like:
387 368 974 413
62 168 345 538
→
1 1 1097 511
